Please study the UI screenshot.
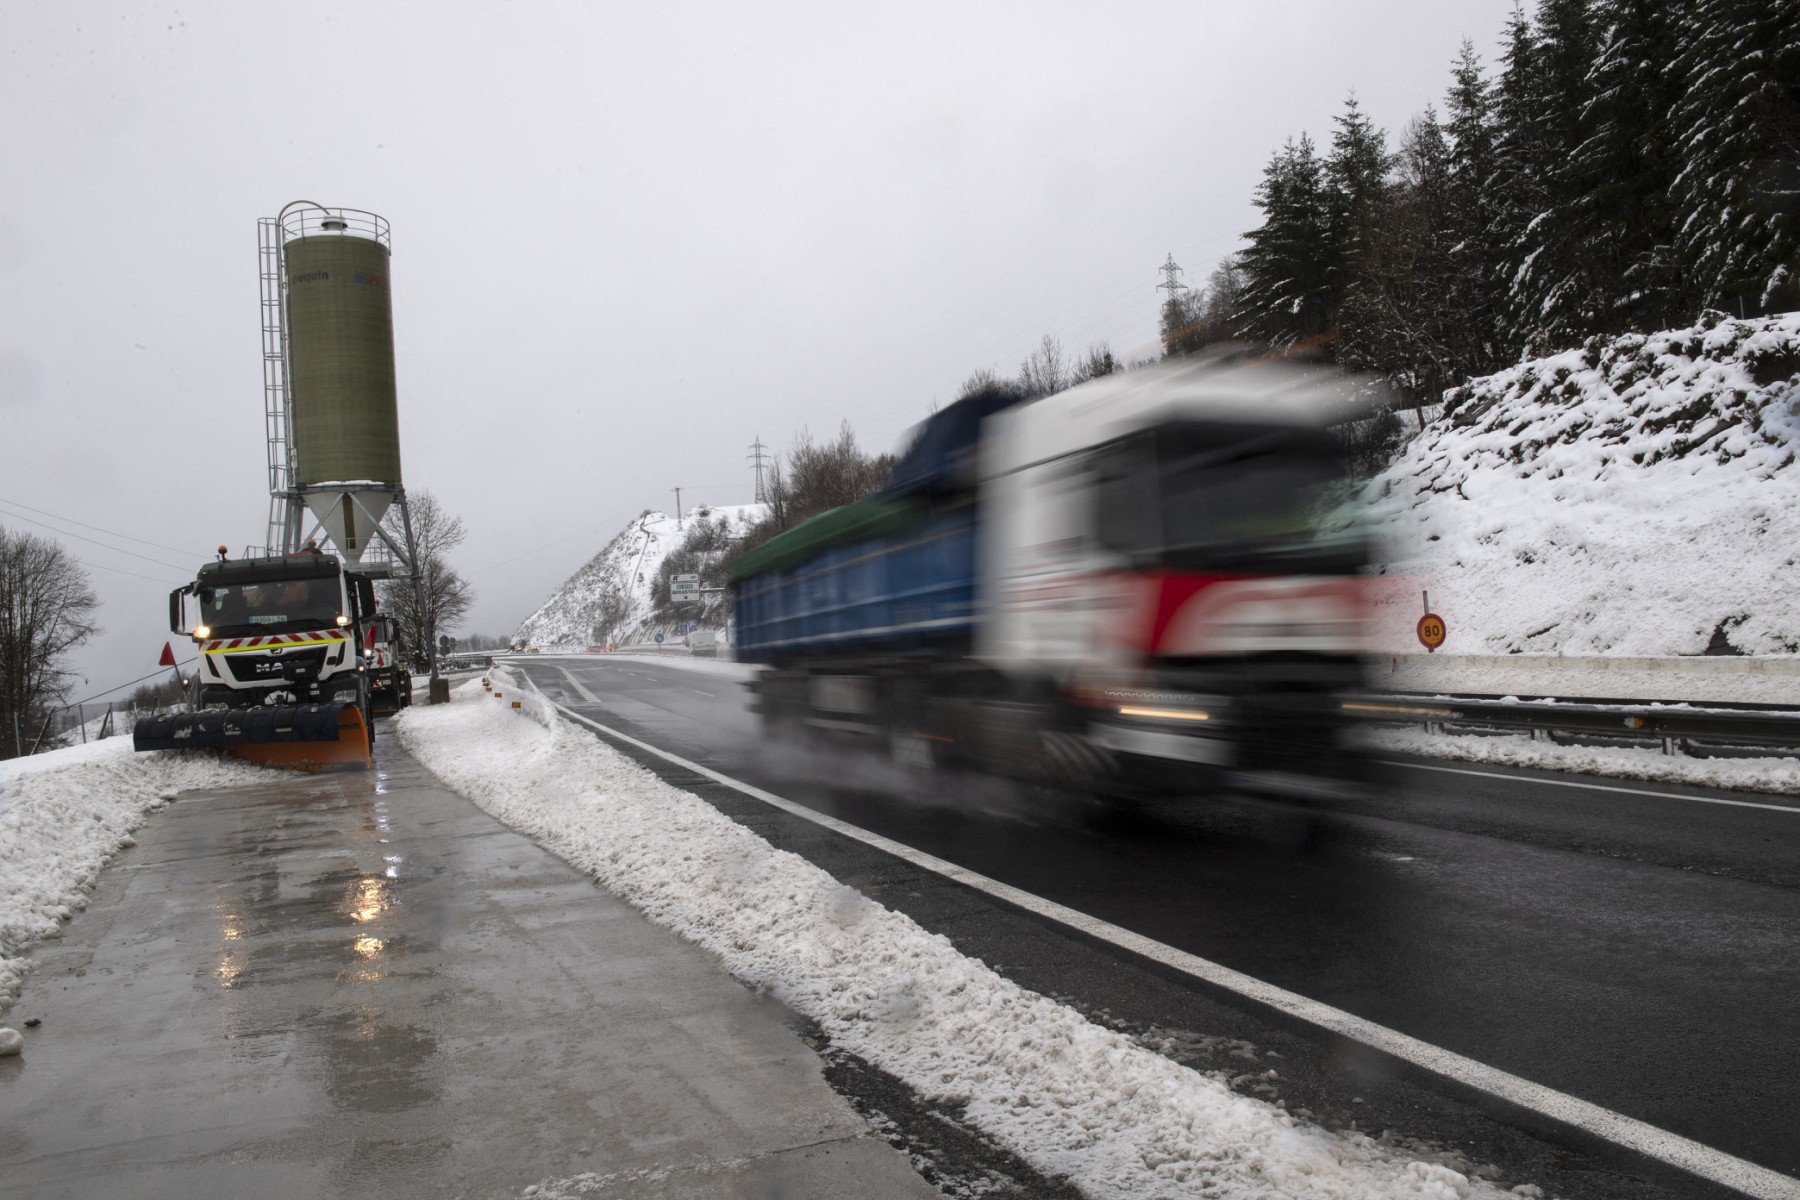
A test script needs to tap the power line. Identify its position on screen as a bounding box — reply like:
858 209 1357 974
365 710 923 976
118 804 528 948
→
0 503 193 571
65 658 200 708
0 493 209 558
69 557 186 585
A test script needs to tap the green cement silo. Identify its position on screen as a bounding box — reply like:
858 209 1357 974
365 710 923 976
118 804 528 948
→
283 231 403 487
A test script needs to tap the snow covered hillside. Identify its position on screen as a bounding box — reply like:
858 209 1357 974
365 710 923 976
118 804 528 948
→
514 504 765 648
1363 312 1800 657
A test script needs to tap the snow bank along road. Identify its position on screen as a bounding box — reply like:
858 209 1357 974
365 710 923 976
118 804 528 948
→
506 654 1800 1198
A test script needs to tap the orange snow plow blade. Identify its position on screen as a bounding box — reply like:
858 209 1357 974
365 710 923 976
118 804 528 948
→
134 702 372 772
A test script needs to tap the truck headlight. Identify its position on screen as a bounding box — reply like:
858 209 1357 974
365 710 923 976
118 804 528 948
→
336 614 351 627
193 624 211 639
1118 705 1212 723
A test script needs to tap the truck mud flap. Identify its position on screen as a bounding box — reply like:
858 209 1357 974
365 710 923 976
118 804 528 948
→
133 703 372 772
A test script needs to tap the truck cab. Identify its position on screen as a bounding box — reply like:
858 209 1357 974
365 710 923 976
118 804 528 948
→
171 554 378 717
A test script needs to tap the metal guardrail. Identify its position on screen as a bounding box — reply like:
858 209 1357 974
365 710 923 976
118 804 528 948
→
1345 693 1800 756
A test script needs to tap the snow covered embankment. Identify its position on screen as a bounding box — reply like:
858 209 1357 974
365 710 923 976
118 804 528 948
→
0 741 261 1011
398 682 1522 1200
515 505 764 649
1358 727 1800 796
1364 312 1800 658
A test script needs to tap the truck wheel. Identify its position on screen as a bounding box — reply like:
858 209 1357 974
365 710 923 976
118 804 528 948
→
882 676 942 769
886 725 938 770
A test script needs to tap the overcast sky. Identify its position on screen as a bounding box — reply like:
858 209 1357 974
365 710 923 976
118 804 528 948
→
3 0 1518 698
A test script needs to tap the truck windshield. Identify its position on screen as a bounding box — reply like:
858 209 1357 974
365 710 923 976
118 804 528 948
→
200 575 343 636
1093 425 1359 574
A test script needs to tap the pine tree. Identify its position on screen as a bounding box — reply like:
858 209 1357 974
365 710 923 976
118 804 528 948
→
1324 94 1395 324
1553 0 1688 332
1340 110 1461 401
1505 0 1601 352
1234 135 1335 346
1443 40 1505 378
1670 0 1800 315
1488 5 1551 354
1160 288 1209 357
1200 257 1243 337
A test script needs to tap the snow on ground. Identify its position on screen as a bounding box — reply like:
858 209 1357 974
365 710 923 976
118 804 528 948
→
398 679 1524 1200
0 739 262 1011
1360 726 1800 796
1361 312 1800 658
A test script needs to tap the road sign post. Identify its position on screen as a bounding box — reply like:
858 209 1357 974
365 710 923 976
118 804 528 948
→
672 573 700 599
1417 590 1447 653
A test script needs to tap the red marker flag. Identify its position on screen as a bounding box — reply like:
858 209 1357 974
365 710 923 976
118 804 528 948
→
365 625 379 650
158 641 177 668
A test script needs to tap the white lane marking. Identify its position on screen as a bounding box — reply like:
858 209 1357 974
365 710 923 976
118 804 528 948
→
1384 759 1800 815
689 688 716 699
509 673 1799 1200
557 666 604 706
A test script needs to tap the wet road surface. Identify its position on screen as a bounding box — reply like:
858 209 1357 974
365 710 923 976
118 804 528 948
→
0 727 937 1200
514 655 1800 1187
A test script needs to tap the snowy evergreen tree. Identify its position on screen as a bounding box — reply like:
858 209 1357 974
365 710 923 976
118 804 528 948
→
1558 0 1688 331
1442 40 1506 378
1196 0 1795 405
1339 110 1461 401
1487 6 1551 353
1324 94 1395 326
1234 134 1334 347
1670 0 1800 315
1502 0 1601 352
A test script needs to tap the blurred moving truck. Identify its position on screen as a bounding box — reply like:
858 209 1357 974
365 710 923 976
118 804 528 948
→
730 354 1370 802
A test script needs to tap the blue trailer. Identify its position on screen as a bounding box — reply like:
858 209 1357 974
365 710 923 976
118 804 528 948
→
731 499 975 663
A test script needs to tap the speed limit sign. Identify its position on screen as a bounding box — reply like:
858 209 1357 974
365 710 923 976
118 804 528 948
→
1417 612 1447 652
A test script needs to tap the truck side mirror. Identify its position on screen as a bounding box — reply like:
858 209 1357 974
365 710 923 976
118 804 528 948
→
354 577 377 619
169 586 193 634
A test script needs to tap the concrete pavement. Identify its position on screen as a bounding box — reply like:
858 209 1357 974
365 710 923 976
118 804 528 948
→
0 728 940 1200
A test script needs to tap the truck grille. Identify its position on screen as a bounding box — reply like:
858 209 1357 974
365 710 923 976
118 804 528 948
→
223 648 328 683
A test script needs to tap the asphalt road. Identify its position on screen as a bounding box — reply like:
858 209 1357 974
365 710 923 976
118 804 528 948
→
510 654 1800 1195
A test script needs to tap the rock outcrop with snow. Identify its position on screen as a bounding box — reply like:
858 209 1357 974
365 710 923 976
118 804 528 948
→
513 504 765 648
1364 312 1800 656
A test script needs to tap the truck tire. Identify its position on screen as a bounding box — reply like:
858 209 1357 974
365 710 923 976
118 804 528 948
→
882 674 942 769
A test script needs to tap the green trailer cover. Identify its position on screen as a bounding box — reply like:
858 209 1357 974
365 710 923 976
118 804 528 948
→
727 493 918 582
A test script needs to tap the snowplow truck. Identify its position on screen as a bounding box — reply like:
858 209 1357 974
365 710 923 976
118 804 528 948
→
134 553 382 770
364 613 413 715
731 353 1371 804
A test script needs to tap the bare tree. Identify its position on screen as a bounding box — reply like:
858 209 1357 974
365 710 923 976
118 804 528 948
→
1017 333 1068 398
378 491 474 670
735 421 894 557
0 526 100 758
1070 341 1120 385
761 422 892 533
958 366 999 398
